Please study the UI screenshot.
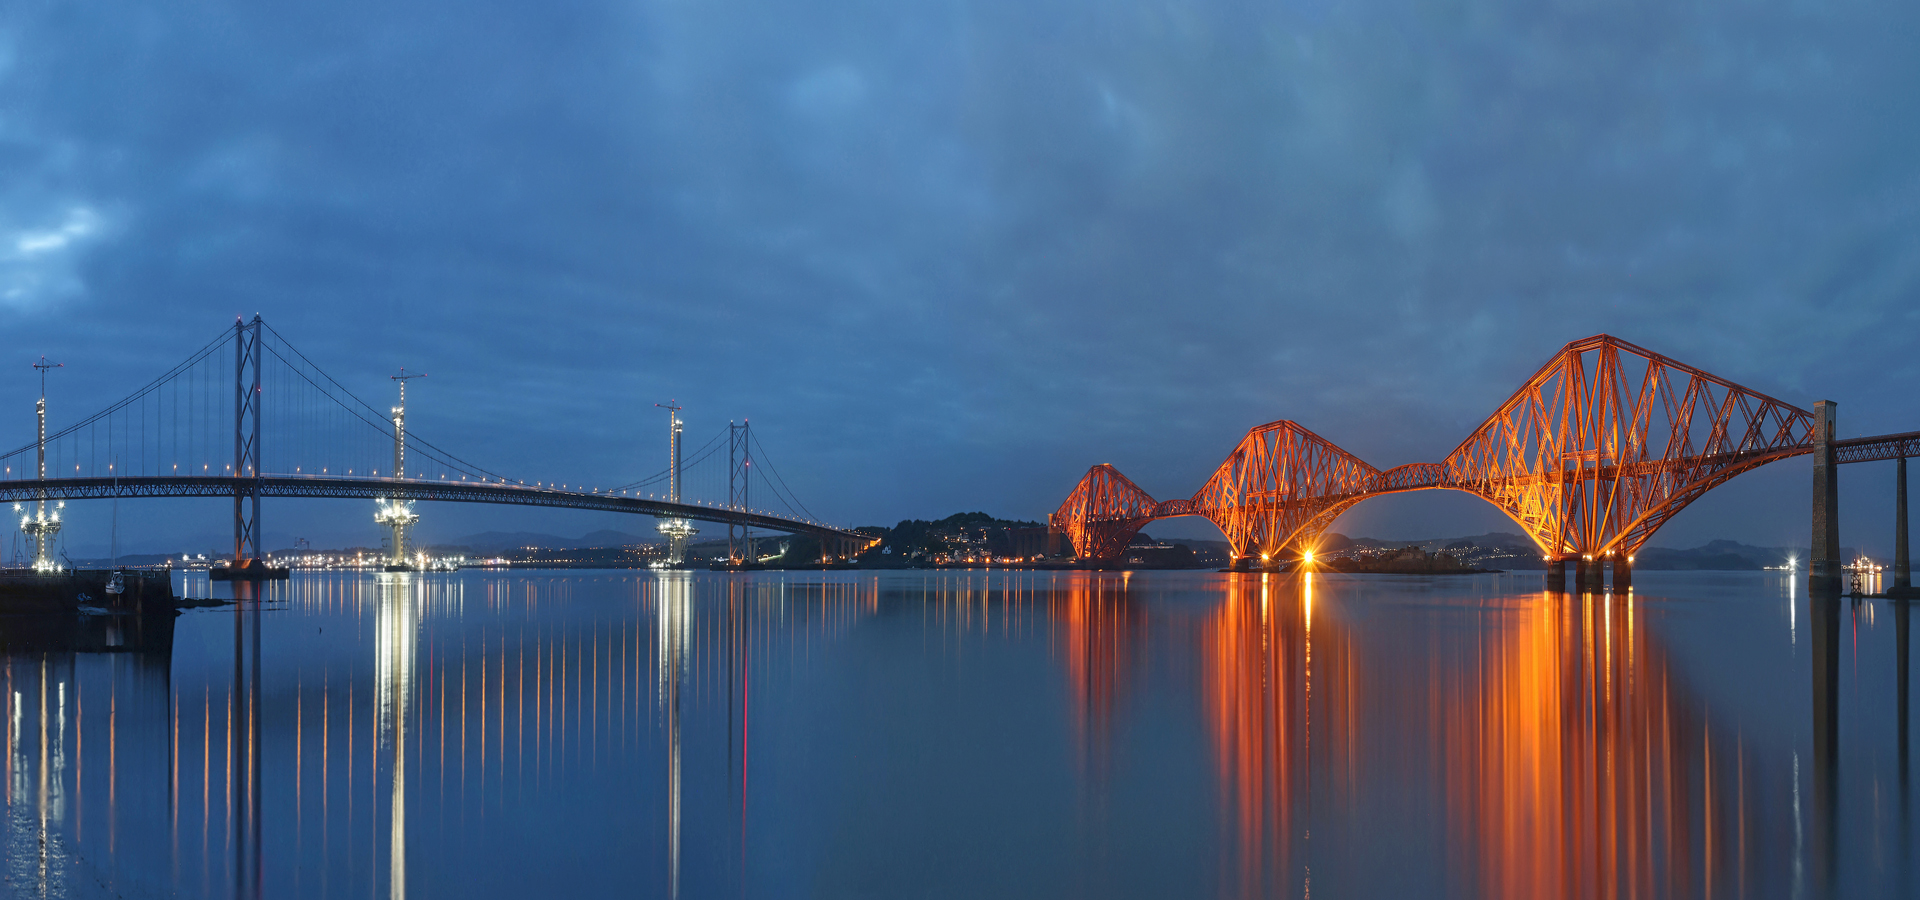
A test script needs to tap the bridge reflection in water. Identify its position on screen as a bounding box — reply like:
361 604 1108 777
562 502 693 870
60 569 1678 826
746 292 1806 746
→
1191 574 1767 899
0 570 1908 897
1031 571 1886 899
3 573 883 899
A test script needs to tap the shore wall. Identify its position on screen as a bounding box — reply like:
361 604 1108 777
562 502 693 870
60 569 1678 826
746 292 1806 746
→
0 569 176 613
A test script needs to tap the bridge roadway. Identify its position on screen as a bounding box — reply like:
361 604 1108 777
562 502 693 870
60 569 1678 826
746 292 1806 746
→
1075 432 1920 529
0 475 871 544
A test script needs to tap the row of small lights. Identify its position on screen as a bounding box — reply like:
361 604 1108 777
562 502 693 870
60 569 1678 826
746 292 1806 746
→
4 467 832 530
0 372 840 526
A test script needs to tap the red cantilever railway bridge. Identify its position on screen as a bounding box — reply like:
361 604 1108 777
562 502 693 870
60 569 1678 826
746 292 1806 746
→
1052 335 1917 567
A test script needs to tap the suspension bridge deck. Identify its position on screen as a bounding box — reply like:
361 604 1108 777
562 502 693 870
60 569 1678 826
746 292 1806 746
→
0 475 865 541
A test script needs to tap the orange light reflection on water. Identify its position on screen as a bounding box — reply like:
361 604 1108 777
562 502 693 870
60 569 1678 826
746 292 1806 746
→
1199 577 1760 900
1052 574 1142 781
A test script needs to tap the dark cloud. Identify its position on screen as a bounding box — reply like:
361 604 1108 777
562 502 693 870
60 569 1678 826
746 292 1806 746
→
1 0 1916 553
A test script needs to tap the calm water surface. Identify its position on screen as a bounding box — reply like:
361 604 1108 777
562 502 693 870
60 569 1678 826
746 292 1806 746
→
1 568 1914 898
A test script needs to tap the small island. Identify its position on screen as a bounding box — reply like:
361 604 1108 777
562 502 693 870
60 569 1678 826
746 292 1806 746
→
1322 544 1501 575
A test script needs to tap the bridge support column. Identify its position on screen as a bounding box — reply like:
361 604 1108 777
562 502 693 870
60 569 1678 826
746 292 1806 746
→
1811 400 1842 598
1611 556 1632 591
1895 455 1912 597
1573 558 1591 592
1546 559 1567 592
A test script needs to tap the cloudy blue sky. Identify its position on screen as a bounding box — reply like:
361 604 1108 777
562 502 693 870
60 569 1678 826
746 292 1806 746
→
2 0 1916 554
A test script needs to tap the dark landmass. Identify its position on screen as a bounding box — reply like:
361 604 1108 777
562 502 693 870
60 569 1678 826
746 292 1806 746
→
433 529 658 554
495 546 667 568
68 521 1822 574
1129 538 1232 567
0 569 180 654
1322 545 1499 575
71 553 179 568
1631 539 1812 570
1315 532 1817 571
852 514 1228 569
1318 531 1543 570
853 512 1047 567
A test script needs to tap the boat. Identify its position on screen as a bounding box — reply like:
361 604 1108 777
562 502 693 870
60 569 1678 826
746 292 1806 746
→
1843 554 1883 573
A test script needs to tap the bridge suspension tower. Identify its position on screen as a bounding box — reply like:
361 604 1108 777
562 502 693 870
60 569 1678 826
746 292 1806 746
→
729 420 755 564
655 402 697 565
375 369 426 569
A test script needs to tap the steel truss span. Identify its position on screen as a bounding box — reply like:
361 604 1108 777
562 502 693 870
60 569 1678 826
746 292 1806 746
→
0 476 861 540
1835 430 1920 465
1053 334 1853 564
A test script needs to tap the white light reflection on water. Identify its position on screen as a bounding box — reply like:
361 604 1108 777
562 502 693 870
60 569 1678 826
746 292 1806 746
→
375 573 421 900
0 569 1913 898
656 571 691 900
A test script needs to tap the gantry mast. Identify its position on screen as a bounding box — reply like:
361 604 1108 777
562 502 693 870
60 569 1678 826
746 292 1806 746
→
19 356 64 571
375 369 425 569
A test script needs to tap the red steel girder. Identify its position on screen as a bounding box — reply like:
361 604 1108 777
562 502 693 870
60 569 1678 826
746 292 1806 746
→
1049 464 1163 560
1835 430 1920 464
1050 335 1819 564
1189 420 1380 560
1439 335 1813 560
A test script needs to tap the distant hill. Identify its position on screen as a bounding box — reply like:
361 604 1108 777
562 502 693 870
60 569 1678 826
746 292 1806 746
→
61 522 1821 572
1322 531 1540 554
1131 533 1233 565
1315 531 1812 571
1319 531 1544 569
1634 539 1809 570
431 529 660 554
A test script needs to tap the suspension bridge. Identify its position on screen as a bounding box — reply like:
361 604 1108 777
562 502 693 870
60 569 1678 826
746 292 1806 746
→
2 316 875 577
1052 335 1919 595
